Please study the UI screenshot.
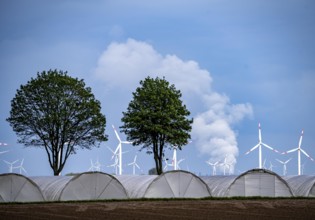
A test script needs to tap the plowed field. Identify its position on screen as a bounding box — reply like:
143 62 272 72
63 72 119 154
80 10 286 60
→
1 199 315 220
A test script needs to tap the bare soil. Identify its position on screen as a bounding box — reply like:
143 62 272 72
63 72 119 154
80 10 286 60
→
1 199 315 220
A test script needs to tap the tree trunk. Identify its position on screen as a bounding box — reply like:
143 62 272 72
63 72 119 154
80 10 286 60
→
157 156 163 175
153 140 163 175
53 170 61 176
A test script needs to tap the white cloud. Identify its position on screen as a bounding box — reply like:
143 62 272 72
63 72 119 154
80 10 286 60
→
94 38 253 173
192 94 253 173
95 39 161 89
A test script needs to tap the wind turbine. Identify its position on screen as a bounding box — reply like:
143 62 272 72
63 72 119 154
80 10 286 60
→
13 159 27 175
107 156 119 175
128 155 140 175
220 155 233 175
206 161 219 176
269 161 276 171
94 158 102 171
282 130 314 175
245 123 280 169
112 125 132 175
88 159 102 172
276 158 292 176
4 160 19 173
88 159 95 171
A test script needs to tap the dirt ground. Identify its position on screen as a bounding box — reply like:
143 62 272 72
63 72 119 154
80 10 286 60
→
1 199 315 220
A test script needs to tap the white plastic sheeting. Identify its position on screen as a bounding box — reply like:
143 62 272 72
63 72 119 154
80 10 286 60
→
202 169 293 197
201 175 238 197
117 170 211 198
31 172 128 201
283 175 315 197
115 175 157 198
0 173 45 203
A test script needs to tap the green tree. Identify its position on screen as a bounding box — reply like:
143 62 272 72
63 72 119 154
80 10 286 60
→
7 70 107 176
121 76 193 175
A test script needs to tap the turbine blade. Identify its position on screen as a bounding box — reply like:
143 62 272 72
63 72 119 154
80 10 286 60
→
300 148 314 161
285 148 298 154
112 125 122 142
245 144 259 155
107 146 114 154
285 158 292 164
261 143 280 153
258 122 262 143
177 159 185 164
276 159 284 164
164 164 168 171
298 130 304 148
12 160 19 164
113 145 120 155
206 161 213 166
0 150 9 154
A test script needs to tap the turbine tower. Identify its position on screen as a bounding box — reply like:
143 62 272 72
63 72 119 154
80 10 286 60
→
172 146 178 170
245 123 280 169
283 130 314 175
276 158 292 176
171 146 185 170
112 125 132 175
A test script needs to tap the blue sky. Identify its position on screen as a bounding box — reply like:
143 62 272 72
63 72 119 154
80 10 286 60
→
0 0 315 176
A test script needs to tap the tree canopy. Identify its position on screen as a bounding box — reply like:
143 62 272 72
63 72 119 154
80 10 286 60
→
7 69 107 175
121 76 192 174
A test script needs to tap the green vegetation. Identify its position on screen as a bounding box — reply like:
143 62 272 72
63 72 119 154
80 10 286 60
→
7 70 107 176
121 76 193 175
